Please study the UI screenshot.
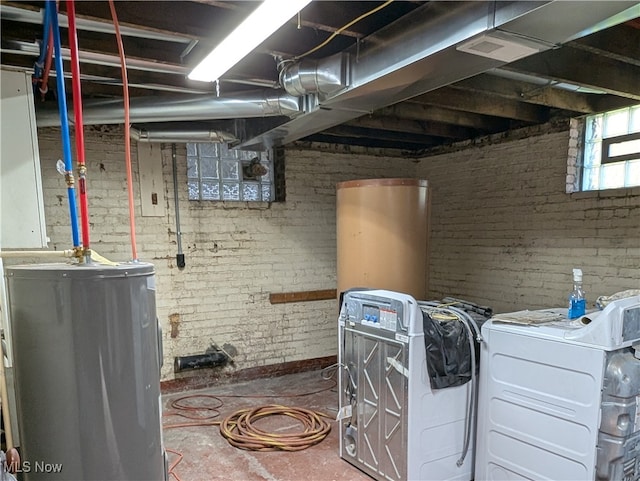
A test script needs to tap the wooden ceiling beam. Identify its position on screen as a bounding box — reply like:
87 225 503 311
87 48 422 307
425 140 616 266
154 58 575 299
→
412 86 549 123
191 0 363 38
569 24 640 67
375 102 509 131
304 133 433 151
349 115 475 139
452 74 598 113
68 1 237 41
454 74 639 115
506 46 640 101
325 125 440 145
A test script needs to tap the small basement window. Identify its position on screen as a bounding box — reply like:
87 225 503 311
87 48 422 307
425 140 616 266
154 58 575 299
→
187 143 284 202
581 104 640 191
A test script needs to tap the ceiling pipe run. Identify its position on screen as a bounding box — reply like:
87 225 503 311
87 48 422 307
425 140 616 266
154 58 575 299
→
3 38 190 75
2 39 277 89
1 5 194 44
130 127 237 144
36 90 301 127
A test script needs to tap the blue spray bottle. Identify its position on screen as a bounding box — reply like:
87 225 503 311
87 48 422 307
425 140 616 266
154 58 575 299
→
568 268 586 319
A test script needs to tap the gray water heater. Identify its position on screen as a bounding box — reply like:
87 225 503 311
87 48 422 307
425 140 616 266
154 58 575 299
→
6 262 166 481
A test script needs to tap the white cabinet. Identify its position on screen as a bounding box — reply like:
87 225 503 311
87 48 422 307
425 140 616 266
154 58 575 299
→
1 68 47 249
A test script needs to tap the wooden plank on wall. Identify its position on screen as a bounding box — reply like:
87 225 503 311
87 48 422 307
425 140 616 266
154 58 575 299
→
269 289 337 304
137 143 166 217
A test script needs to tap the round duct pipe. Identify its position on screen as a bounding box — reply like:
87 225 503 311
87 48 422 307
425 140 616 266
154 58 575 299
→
280 59 324 96
130 127 237 144
279 53 349 97
36 90 301 127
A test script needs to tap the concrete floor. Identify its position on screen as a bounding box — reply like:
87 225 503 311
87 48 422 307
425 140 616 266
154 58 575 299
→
162 370 371 481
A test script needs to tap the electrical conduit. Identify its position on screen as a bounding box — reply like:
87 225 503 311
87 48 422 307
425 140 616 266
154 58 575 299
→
108 0 138 261
48 1 80 249
171 144 185 269
67 0 91 260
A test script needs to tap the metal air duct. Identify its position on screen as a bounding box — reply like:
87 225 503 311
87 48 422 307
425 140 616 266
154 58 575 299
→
279 53 349 98
243 0 638 150
36 90 301 127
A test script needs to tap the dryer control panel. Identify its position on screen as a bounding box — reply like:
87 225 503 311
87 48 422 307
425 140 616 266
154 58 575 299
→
341 291 406 333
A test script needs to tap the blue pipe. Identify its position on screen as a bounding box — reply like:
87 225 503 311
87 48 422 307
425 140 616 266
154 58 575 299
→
34 2 51 79
49 1 81 248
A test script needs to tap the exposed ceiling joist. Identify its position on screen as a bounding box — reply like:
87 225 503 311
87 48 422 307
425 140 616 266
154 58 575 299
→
65 1 237 41
376 103 509 131
325 125 439 146
452 74 612 114
349 115 474 140
303 133 434 151
570 24 640 66
1 0 637 152
0 2 197 43
507 46 640 101
191 0 364 38
412 87 550 124
453 74 636 114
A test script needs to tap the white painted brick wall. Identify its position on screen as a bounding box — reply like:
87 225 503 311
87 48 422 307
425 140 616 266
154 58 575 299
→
32 124 640 380
417 129 640 313
35 126 416 380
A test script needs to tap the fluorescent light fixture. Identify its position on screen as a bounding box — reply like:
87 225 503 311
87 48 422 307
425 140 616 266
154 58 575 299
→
189 0 312 82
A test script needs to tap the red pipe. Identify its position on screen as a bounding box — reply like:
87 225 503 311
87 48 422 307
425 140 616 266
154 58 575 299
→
108 0 138 261
39 27 54 101
66 0 91 253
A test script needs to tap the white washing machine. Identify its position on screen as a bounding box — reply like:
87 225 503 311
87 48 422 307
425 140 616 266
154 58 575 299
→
338 289 474 481
475 295 640 480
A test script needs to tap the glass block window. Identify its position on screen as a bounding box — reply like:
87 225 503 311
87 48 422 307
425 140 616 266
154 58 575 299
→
581 104 640 191
187 143 275 202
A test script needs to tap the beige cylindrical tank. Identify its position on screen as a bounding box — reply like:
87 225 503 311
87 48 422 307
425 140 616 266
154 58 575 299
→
337 178 430 300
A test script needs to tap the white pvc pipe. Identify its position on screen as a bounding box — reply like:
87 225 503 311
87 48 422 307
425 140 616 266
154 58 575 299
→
0 250 74 258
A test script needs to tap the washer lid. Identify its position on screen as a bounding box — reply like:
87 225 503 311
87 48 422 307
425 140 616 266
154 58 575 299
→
485 296 640 351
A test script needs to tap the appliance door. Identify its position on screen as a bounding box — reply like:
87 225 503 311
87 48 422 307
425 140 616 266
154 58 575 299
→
475 324 604 481
342 325 408 481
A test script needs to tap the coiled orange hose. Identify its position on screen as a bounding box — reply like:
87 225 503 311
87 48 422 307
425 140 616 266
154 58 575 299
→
219 404 331 452
163 379 336 479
